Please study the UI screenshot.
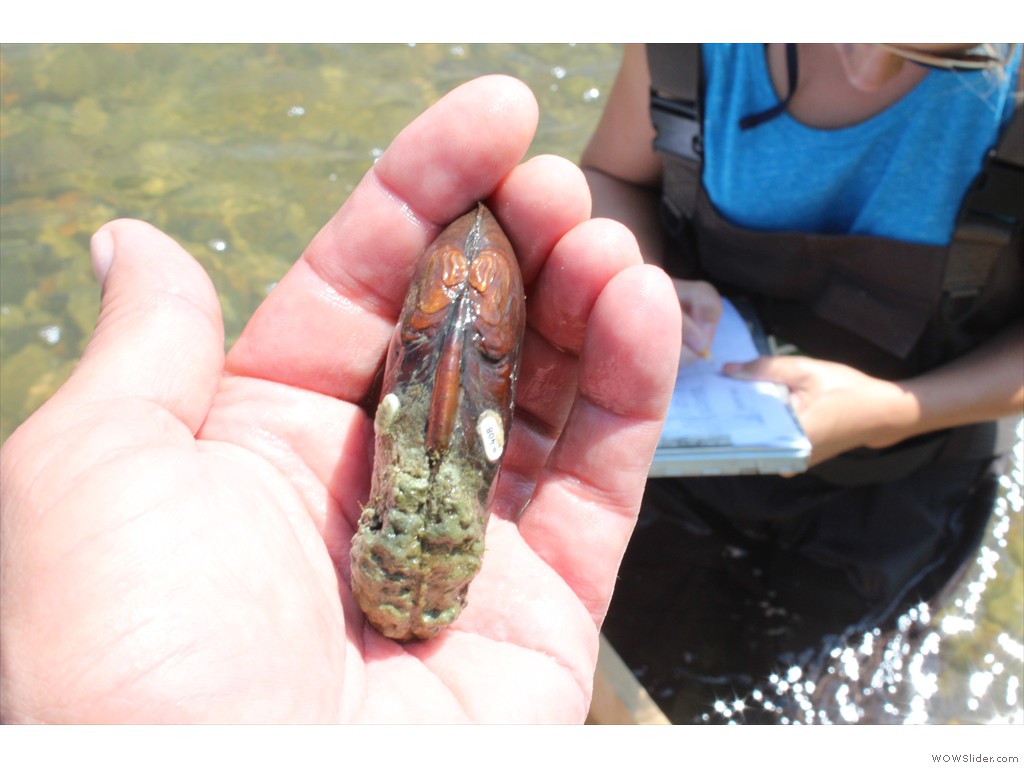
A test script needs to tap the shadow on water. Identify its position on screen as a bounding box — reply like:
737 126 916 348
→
1 43 1021 725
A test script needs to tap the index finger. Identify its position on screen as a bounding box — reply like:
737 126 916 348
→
226 75 540 403
676 278 722 361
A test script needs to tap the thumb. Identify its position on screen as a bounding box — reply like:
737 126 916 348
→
64 219 225 433
723 355 799 384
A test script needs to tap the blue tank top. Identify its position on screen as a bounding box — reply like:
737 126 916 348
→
700 44 1021 245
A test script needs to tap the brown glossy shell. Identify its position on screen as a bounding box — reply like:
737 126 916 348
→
350 203 525 641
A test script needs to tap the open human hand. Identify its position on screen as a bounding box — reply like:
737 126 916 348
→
0 76 681 723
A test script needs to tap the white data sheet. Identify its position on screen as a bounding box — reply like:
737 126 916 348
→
651 298 810 477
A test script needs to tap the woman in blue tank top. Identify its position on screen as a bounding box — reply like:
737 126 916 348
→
701 44 1019 243
583 43 1022 723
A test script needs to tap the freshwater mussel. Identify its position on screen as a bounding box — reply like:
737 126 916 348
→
350 203 526 641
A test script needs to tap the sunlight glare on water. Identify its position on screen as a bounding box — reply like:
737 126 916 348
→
697 422 1023 725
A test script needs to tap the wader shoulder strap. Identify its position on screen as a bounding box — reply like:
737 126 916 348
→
944 104 1024 305
647 44 703 226
647 43 700 103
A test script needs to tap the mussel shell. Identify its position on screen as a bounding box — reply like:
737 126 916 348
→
350 203 525 641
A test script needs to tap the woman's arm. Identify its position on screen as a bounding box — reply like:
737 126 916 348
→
582 44 722 359
728 319 1024 465
891 319 1024 440
581 44 667 266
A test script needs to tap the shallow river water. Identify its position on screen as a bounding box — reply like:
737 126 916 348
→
1 43 1021 725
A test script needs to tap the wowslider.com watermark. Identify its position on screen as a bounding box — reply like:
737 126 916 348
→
931 756 1020 764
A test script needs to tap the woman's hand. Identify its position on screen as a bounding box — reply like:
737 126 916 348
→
0 75 682 724
725 356 914 466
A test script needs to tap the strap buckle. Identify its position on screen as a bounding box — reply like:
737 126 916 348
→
650 92 703 162
963 152 1024 223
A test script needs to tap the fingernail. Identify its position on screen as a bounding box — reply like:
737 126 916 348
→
90 228 115 285
722 362 745 377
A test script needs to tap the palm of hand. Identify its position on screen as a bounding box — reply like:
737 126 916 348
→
20 375 589 723
0 77 681 723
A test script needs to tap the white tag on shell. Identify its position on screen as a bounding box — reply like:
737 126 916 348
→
376 393 400 434
475 409 505 463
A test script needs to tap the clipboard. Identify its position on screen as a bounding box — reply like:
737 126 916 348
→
650 298 810 477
